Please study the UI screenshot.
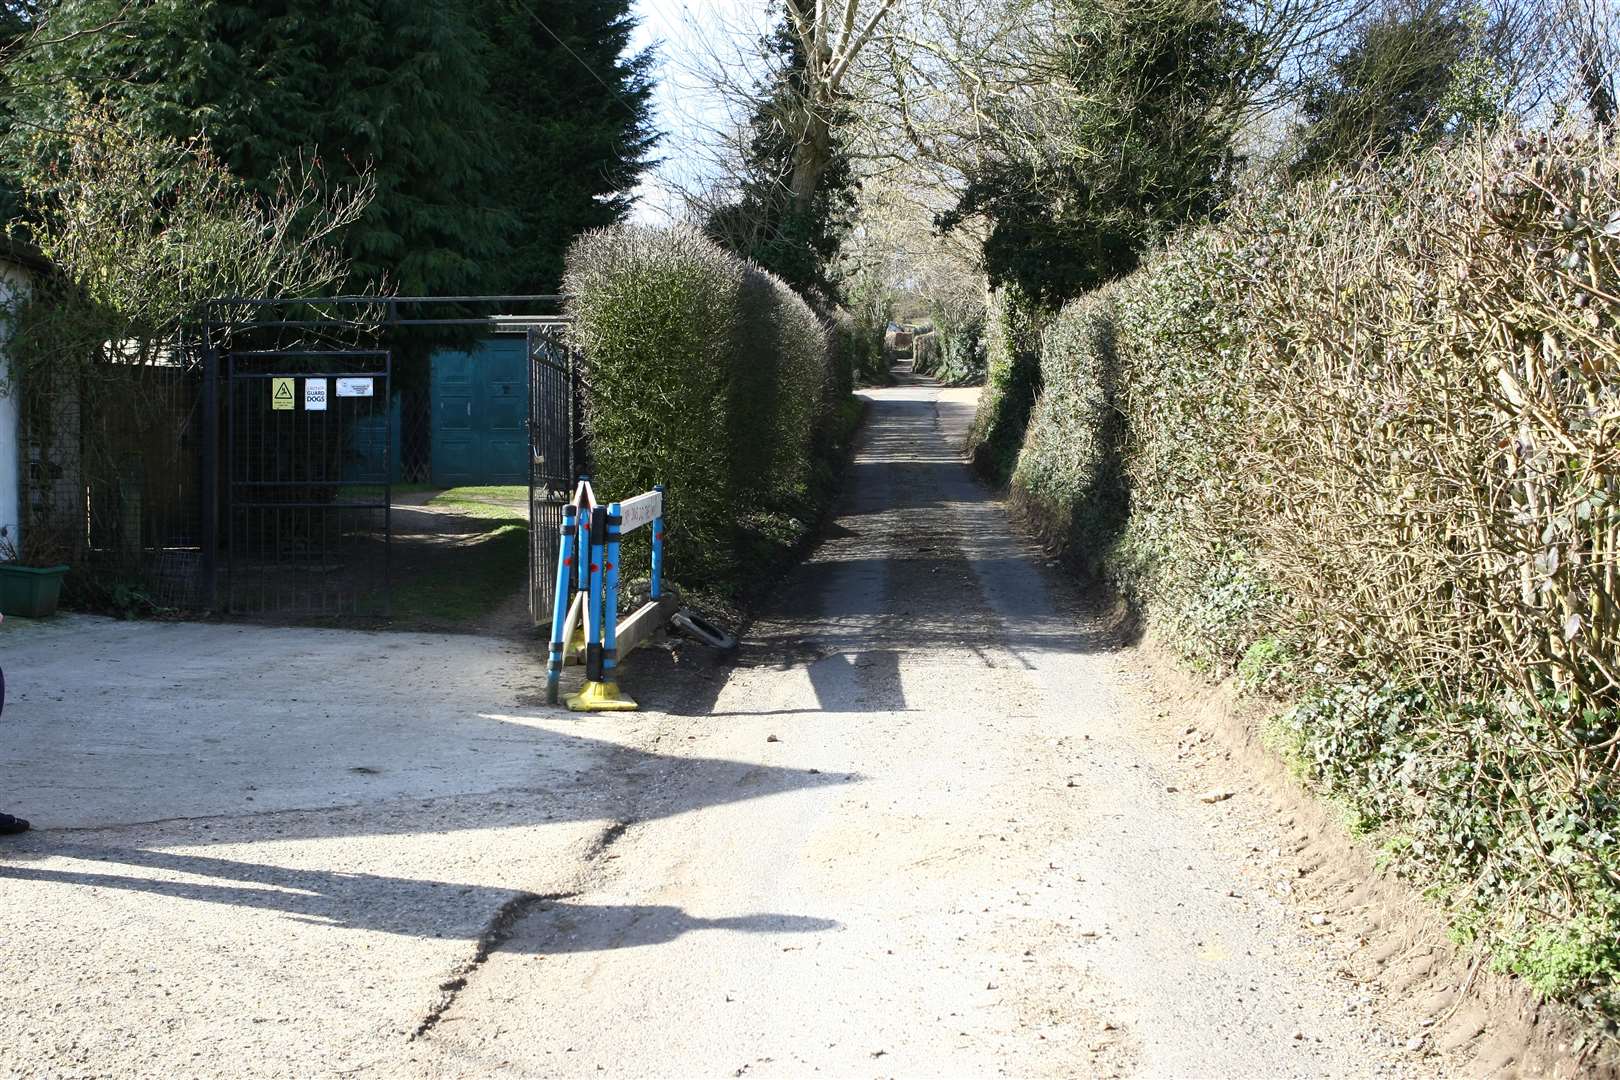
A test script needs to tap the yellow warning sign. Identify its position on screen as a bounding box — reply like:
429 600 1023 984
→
272 377 295 410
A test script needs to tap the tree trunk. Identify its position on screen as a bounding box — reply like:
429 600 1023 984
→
788 107 833 213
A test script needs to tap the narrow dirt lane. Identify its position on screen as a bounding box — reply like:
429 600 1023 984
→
414 377 1452 1079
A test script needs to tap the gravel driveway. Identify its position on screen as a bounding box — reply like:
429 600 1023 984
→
0 378 1473 1078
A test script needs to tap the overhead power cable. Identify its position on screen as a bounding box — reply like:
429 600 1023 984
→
507 0 649 121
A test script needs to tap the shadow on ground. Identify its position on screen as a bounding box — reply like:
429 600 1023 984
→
0 840 836 951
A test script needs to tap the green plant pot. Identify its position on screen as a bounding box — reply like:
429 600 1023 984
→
0 563 70 618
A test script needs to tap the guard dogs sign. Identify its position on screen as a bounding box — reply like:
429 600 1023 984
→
304 378 328 411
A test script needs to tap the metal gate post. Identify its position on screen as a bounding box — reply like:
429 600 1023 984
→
382 350 394 617
200 342 219 610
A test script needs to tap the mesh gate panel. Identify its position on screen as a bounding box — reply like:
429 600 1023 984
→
225 350 392 616
528 325 579 623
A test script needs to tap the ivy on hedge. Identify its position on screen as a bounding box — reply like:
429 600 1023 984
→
1002 128 1620 1022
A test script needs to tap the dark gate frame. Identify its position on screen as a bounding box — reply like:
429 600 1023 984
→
527 322 585 622
224 347 394 616
198 295 580 621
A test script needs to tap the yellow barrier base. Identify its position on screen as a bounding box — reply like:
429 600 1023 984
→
566 680 639 713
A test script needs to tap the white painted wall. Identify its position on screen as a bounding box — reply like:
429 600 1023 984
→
0 260 33 557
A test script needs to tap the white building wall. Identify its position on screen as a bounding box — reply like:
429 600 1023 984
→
0 261 34 556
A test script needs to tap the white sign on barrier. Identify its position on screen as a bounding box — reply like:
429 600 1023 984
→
618 490 662 534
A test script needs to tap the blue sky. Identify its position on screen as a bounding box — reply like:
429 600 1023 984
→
628 0 768 222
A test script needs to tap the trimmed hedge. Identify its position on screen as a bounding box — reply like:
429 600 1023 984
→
966 284 1045 484
912 315 987 386
1008 285 1126 577
1009 129 1620 1021
564 225 839 591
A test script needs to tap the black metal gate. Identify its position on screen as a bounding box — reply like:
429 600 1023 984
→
225 349 393 615
199 294 572 622
527 323 582 623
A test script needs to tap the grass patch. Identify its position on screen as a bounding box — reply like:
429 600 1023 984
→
435 485 528 503
388 521 529 623
336 482 435 502
411 486 530 522
426 489 528 522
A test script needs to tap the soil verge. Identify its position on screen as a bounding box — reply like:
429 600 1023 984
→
1109 607 1615 1079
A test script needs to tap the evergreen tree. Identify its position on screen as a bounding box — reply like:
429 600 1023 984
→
475 0 658 293
3 0 659 296
941 0 1266 305
1292 0 1497 176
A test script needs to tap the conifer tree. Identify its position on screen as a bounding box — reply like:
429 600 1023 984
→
475 0 658 293
3 0 658 295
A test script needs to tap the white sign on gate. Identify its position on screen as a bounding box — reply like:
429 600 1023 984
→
305 378 328 411
336 377 374 398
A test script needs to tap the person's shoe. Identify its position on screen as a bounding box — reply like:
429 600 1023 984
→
0 813 29 835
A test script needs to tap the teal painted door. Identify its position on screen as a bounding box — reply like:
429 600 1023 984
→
431 338 529 485
345 394 402 483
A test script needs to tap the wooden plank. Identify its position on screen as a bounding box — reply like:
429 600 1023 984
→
560 591 585 667
561 594 675 667
614 595 677 659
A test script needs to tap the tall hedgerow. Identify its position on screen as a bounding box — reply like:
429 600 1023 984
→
564 224 837 590
966 284 1045 483
565 226 742 582
1009 285 1126 578
1010 127 1620 1020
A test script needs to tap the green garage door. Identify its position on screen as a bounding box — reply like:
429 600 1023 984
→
431 337 529 486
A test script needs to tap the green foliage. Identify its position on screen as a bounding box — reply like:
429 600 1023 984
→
1498 908 1620 1009
4 100 368 565
1009 286 1125 574
564 225 842 593
1236 635 1289 692
837 270 893 386
912 317 988 387
967 285 1045 486
830 310 886 389
929 308 988 386
8 99 366 363
1000 127 1620 1022
1293 0 1505 175
474 0 659 292
942 0 1267 304
4 0 656 294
